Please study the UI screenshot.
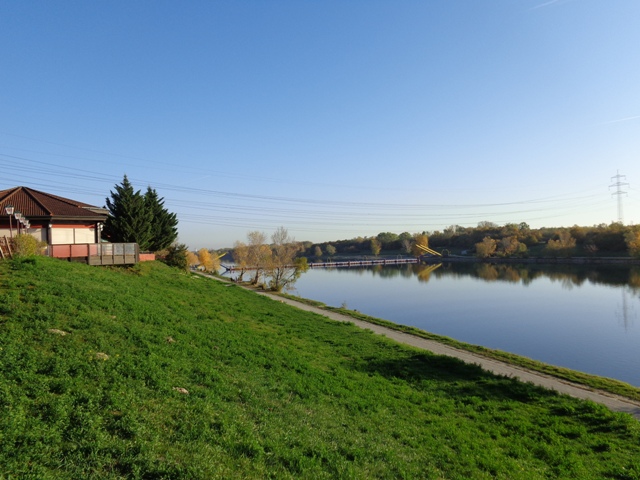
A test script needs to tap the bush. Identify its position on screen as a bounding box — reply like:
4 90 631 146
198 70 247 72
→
11 234 46 257
160 243 189 271
545 231 576 258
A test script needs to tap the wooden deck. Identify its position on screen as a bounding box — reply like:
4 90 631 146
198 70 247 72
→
50 243 139 265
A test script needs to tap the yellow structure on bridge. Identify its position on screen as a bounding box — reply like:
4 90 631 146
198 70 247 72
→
416 244 442 257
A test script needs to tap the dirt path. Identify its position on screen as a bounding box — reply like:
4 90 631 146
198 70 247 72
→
257 291 640 420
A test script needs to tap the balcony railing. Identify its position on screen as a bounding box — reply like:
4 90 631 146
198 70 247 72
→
50 243 139 265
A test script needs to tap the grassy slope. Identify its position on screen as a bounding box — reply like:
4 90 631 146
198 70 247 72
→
279 295 640 402
1 258 639 479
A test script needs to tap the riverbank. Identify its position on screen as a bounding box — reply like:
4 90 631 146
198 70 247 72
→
215 267 640 404
305 253 640 267
423 255 640 265
204 271 640 418
258 288 640 421
4 257 640 478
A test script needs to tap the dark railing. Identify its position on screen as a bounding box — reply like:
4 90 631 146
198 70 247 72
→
50 243 139 265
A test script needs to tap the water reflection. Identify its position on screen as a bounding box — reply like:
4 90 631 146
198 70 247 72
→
331 261 640 295
292 261 640 386
616 289 637 331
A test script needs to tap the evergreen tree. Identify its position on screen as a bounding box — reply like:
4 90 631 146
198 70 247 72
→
103 176 154 250
144 186 178 251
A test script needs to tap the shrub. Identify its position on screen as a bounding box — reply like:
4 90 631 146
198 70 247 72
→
161 243 189 271
11 234 46 257
545 231 576 257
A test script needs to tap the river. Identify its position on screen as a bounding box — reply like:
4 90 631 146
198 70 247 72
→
285 261 640 387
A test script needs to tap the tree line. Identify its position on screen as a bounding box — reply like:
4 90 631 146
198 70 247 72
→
299 222 640 259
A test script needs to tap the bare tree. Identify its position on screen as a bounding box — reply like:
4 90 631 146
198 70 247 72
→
232 231 270 283
246 231 271 284
232 241 249 281
266 227 307 291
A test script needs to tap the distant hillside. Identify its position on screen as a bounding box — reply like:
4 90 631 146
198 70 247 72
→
1 257 639 479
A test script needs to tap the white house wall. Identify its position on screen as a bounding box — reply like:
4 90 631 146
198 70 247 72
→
51 227 96 245
0 227 46 243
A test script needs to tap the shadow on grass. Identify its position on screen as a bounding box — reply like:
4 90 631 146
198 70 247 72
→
360 351 560 404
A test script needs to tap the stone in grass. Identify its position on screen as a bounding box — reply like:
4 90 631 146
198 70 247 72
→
166 336 176 343
48 328 70 336
173 387 189 395
95 352 110 361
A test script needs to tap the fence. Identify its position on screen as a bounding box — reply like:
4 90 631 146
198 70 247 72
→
50 243 139 265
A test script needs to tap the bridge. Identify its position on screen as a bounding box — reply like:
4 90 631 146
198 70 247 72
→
222 256 419 272
309 257 418 268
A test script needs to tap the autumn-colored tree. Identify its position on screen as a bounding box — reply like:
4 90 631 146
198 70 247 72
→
410 233 429 257
232 231 271 284
370 238 381 256
625 228 640 258
247 231 271 284
314 245 323 259
545 231 576 257
186 250 199 267
11 233 46 257
325 244 336 258
498 236 521 257
266 227 306 291
475 236 497 258
232 241 249 281
198 248 217 272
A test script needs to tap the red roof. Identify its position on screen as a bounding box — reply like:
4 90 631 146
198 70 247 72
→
0 186 108 220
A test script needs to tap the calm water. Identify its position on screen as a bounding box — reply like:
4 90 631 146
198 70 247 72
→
286 262 640 386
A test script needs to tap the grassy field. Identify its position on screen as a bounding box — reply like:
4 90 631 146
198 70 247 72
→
279 294 640 402
1 257 640 479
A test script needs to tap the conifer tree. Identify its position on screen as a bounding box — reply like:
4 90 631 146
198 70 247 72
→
103 176 154 250
144 186 178 251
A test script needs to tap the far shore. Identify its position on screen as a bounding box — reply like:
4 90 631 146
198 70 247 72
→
421 255 640 265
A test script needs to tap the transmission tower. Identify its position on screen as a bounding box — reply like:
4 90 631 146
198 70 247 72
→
609 170 628 224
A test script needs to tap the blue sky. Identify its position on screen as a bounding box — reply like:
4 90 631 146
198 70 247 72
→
1 1 639 249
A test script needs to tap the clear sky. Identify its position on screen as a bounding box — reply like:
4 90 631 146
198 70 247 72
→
1 1 639 249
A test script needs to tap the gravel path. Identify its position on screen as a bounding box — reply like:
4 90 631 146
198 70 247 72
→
257 290 640 421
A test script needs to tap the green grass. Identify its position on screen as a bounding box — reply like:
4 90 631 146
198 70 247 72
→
278 293 640 403
1 257 640 479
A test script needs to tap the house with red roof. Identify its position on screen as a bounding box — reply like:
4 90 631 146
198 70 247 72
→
0 186 107 245
0 186 140 264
